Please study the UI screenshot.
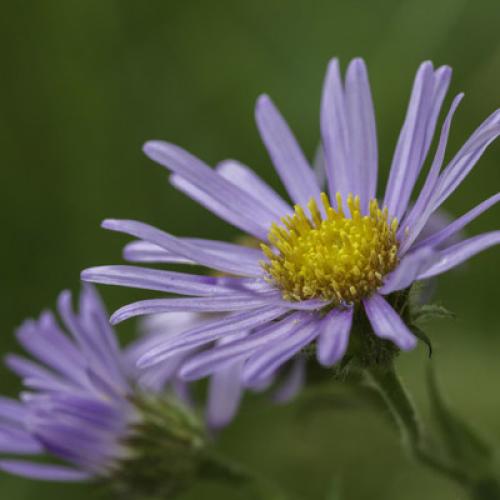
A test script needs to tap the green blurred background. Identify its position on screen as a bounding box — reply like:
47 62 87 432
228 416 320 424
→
1 0 499 498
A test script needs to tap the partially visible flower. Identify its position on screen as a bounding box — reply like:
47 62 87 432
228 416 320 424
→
127 311 306 429
0 286 211 497
0 285 135 481
83 58 500 389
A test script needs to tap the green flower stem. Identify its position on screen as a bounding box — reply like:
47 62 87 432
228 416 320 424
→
365 362 500 498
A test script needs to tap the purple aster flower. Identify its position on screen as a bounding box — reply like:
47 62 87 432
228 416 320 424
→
0 285 136 481
82 58 500 389
127 311 306 429
0 286 212 494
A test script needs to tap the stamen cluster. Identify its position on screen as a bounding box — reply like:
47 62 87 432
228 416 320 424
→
262 193 399 304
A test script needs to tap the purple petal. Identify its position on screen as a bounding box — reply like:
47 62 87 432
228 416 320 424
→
81 266 245 296
179 312 305 380
432 110 500 209
321 58 350 204
344 58 378 210
137 306 288 367
0 397 26 425
0 460 91 481
110 293 283 325
255 94 321 207
243 316 321 385
123 240 195 264
398 93 463 252
272 357 306 404
205 361 244 429
135 354 187 393
57 289 128 395
144 140 278 225
170 174 269 240
124 238 263 274
313 145 327 189
5 355 73 393
363 294 417 351
415 208 462 248
0 426 43 454
384 63 450 220
418 231 500 280
316 307 353 367
15 314 85 386
379 247 437 294
101 219 262 277
413 193 500 251
216 159 292 217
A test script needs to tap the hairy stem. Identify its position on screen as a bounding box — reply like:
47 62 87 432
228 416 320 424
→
365 362 489 492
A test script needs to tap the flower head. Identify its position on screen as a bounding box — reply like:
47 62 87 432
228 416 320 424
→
0 285 135 481
0 286 212 496
83 58 500 389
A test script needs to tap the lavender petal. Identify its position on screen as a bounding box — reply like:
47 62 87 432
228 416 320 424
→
101 219 262 277
345 58 378 210
216 159 292 217
316 307 353 367
255 94 321 207
418 231 500 280
144 140 278 222
137 306 288 368
380 247 437 294
363 294 417 351
179 313 305 380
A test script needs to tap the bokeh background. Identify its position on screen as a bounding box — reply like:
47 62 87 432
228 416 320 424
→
1 0 499 498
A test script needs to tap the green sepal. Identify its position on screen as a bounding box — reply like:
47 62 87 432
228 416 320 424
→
409 324 433 358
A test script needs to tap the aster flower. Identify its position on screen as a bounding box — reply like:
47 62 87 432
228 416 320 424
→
0 286 213 496
127 311 306 429
0 285 135 481
82 58 500 390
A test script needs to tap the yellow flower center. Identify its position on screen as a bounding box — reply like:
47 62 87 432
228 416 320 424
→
261 193 399 304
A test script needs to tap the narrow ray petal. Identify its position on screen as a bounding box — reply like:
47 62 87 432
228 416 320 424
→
82 266 243 296
179 313 305 379
316 307 353 367
345 58 378 209
363 294 417 350
101 219 262 276
110 293 283 325
380 247 437 294
137 306 288 368
216 159 292 217
413 193 500 251
418 231 500 279
255 94 321 206
144 140 278 226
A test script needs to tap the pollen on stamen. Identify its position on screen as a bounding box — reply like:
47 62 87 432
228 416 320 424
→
260 193 400 304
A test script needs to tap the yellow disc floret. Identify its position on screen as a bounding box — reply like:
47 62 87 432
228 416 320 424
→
261 193 399 304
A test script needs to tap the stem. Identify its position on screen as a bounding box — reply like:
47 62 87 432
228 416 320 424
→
366 363 420 447
366 362 468 486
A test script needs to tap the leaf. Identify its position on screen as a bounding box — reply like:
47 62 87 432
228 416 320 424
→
413 304 456 324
